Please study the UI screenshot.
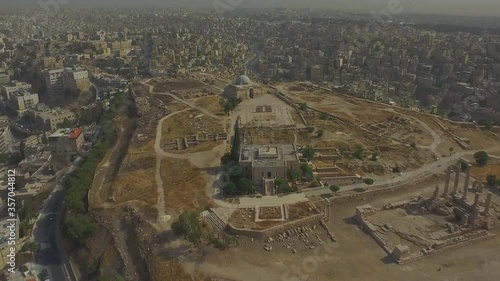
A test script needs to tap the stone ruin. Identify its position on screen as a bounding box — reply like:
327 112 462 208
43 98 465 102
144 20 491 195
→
355 158 497 264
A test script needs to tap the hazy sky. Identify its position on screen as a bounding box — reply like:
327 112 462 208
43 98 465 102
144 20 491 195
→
3 0 500 17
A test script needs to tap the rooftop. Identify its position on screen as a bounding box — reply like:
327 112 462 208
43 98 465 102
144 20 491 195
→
239 144 299 164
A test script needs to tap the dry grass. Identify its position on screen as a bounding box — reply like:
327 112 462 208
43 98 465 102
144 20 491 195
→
470 162 500 182
161 109 223 146
150 79 206 92
111 159 158 205
168 140 224 154
194 96 225 116
161 157 210 213
110 136 158 205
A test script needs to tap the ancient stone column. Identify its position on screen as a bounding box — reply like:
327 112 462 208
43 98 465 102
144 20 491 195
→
473 192 480 207
452 162 461 195
484 192 493 216
462 164 471 200
432 186 440 201
442 166 451 197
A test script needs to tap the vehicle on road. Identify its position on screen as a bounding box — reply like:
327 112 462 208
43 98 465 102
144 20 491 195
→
40 269 50 281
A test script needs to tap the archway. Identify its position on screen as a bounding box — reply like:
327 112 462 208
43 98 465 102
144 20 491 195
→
249 87 255 99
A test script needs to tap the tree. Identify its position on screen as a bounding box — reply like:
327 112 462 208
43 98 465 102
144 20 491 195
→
354 145 365 160
300 163 313 181
299 103 308 111
64 214 97 245
449 147 454 156
330 185 340 194
288 169 300 181
275 179 293 194
474 151 489 166
363 178 374 185
302 146 315 162
172 211 202 245
41 133 49 144
25 241 40 253
222 182 237 196
319 113 328 120
19 138 25 160
486 175 497 186
317 129 324 137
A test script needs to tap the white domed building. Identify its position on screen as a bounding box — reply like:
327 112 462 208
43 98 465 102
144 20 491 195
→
224 74 261 100
234 75 252 86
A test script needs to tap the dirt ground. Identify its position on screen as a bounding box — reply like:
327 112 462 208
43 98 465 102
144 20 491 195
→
161 108 224 146
194 178 500 281
194 96 225 116
160 157 212 214
470 160 500 182
151 79 206 92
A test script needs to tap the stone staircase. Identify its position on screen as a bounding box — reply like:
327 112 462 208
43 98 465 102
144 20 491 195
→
264 178 275 195
202 210 227 233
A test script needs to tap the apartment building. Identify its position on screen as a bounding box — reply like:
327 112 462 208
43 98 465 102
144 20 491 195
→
0 74 10 85
29 108 76 132
43 68 91 100
6 91 39 112
0 117 12 154
48 128 84 163
0 81 32 100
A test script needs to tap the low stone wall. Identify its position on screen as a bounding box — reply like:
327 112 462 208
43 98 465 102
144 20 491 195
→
264 214 323 237
226 214 323 238
324 174 440 205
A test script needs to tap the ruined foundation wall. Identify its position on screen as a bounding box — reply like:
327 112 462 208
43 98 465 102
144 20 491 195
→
226 214 323 238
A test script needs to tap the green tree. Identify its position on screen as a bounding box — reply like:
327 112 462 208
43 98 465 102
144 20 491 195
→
486 175 497 186
275 179 293 194
41 133 49 144
20 139 25 160
299 103 308 111
330 185 340 194
319 113 328 120
317 129 324 137
354 145 365 160
64 214 97 244
449 147 454 156
302 146 315 162
363 178 375 185
474 151 489 166
300 163 313 181
222 182 237 196
288 169 300 181
172 211 202 245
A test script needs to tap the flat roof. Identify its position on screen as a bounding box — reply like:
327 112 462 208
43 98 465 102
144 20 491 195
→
240 144 298 163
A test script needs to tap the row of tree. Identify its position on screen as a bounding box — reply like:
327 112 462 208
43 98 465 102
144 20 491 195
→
62 93 125 245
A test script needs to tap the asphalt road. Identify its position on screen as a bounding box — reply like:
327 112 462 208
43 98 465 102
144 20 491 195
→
33 161 80 281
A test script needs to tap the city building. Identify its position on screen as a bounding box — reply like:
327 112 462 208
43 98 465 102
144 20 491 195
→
29 107 76 132
0 117 12 154
0 81 32 98
43 68 91 100
48 128 84 163
0 216 20 270
0 74 10 85
6 91 39 113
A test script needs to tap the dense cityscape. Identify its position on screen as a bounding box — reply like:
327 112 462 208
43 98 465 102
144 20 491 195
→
1 5 500 281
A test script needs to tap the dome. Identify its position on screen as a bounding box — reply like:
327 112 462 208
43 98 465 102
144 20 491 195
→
234 75 252 86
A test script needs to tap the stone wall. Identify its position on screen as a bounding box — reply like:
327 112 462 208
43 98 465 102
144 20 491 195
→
226 214 323 238
320 174 440 205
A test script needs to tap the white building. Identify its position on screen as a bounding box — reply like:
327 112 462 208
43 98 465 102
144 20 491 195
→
43 68 90 100
7 91 39 112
